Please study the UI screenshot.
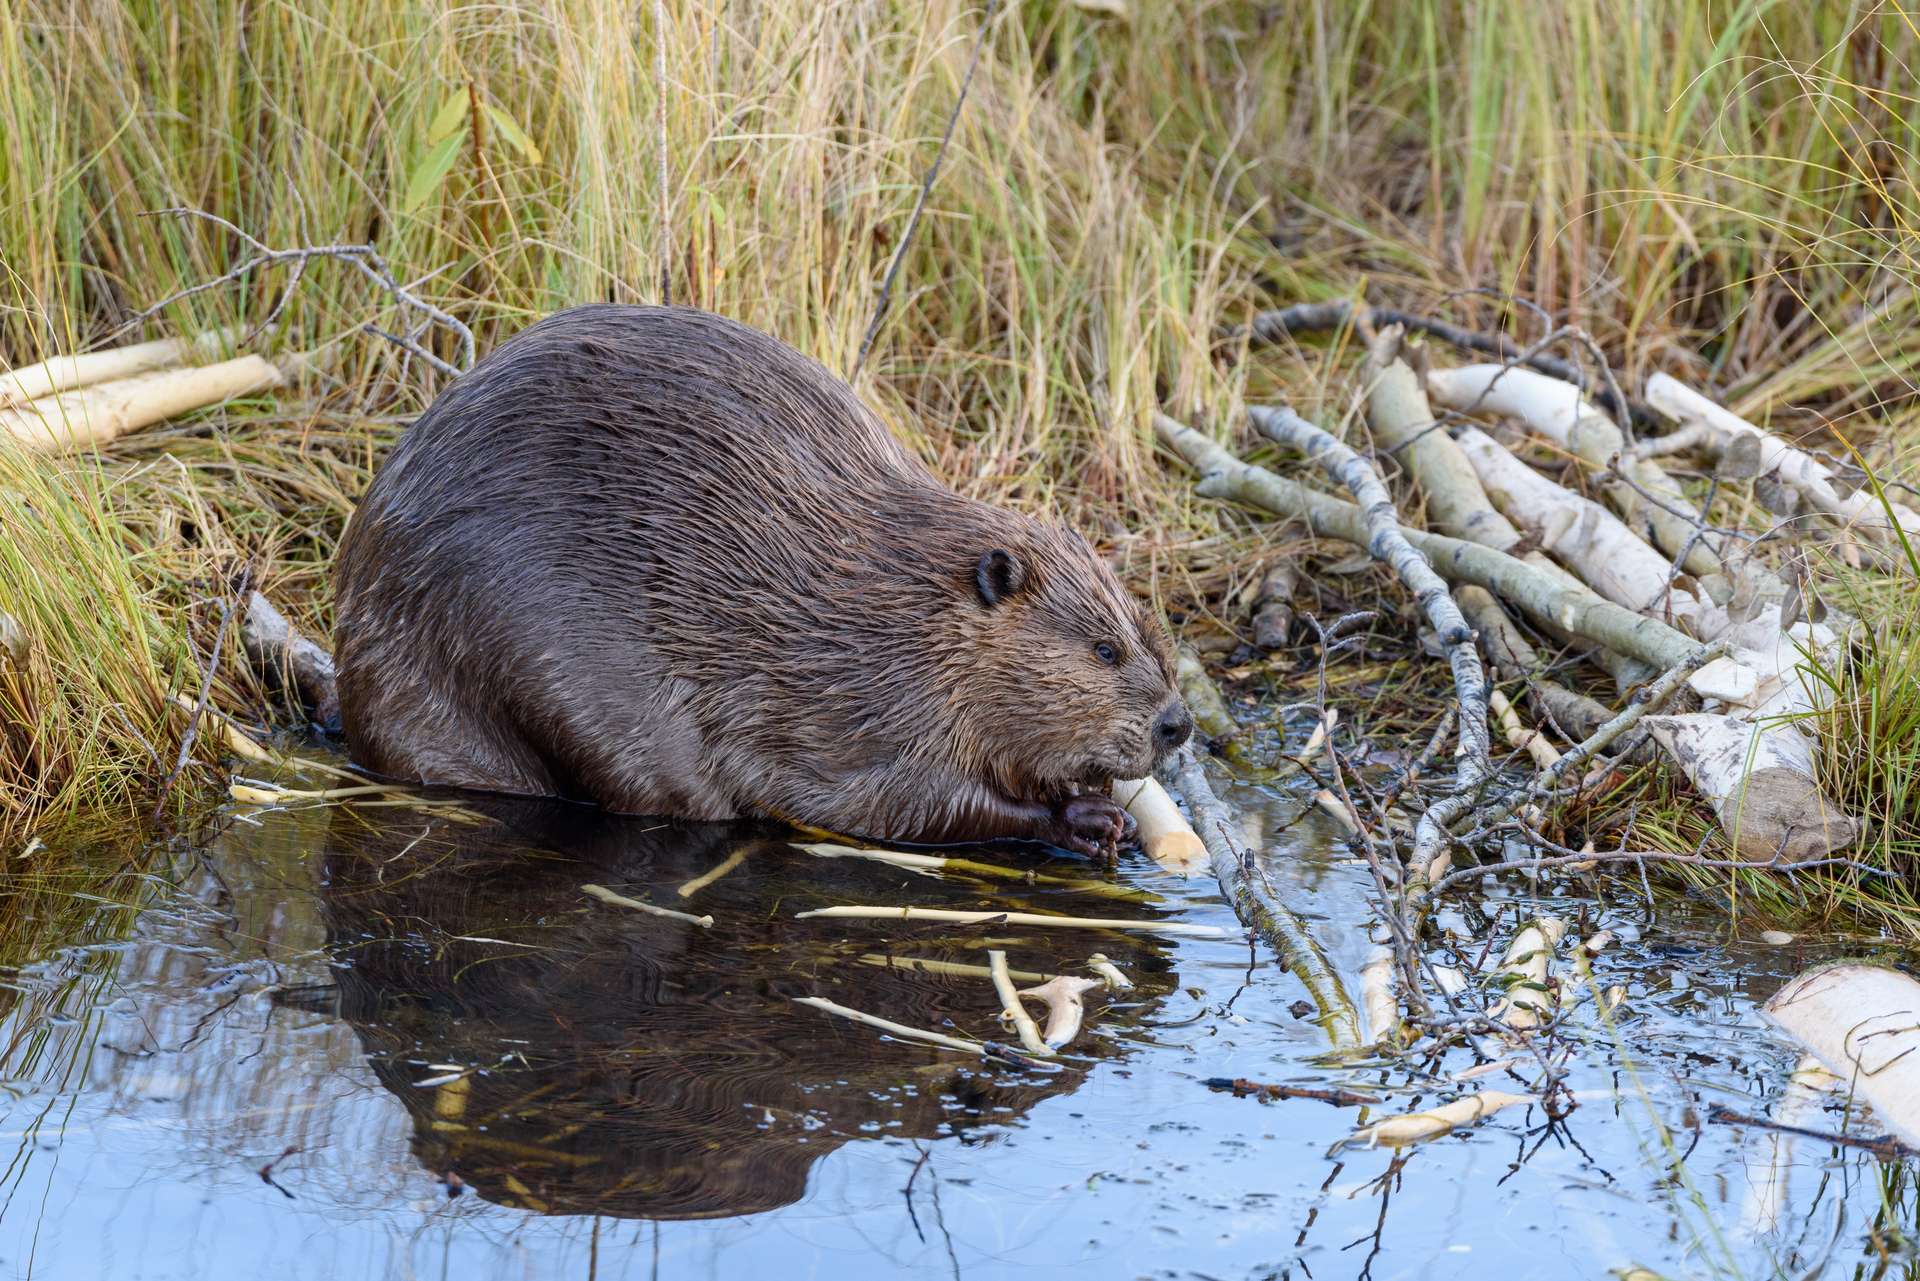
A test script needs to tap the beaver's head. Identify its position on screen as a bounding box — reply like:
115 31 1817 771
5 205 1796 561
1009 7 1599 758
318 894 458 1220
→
950 521 1191 802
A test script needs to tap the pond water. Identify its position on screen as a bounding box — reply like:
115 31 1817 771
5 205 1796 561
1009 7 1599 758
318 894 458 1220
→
0 762 1911 1280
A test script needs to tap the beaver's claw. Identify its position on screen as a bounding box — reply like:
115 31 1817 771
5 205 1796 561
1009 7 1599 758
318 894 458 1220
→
1050 793 1137 860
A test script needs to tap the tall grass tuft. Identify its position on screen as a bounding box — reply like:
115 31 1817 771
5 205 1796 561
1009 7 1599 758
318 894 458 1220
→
1 0 1917 849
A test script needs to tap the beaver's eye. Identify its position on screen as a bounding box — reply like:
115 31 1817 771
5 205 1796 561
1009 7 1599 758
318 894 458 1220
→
1093 642 1119 666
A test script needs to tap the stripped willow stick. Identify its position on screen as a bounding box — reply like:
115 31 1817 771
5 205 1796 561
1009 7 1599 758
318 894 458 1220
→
988 949 1053 1056
1247 404 1491 876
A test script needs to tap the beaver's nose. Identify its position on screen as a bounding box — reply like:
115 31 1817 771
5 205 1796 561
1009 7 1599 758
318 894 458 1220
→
1152 701 1193 756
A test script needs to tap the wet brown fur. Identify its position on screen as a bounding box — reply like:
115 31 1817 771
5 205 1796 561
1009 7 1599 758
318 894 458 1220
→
333 306 1188 850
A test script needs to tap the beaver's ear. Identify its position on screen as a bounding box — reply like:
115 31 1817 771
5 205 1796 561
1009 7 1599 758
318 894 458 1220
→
975 549 1027 608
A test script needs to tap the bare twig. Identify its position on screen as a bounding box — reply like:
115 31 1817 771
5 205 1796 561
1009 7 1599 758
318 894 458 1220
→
129 208 475 376
1202 1077 1383 1107
1706 1104 1917 1161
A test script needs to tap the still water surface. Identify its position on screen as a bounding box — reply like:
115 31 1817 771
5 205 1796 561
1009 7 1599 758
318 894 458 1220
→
0 767 1910 1280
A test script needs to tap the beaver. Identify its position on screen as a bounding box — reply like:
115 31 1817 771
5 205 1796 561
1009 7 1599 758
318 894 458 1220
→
332 305 1191 856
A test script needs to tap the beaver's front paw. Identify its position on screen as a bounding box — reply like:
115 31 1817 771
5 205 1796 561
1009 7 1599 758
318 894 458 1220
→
1050 793 1136 860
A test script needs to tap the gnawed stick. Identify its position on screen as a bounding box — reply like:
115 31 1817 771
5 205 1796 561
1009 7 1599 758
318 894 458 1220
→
1111 776 1207 872
1016 974 1102 1050
583 883 714 929
676 847 749 898
1489 916 1567 1034
797 843 1156 902
1332 1090 1538 1152
1168 743 1364 1050
1151 412 1697 672
988 949 1053 1056
1241 298 1653 426
1247 404 1491 876
858 953 1057 984
0 327 239 408
795 996 1040 1066
1085 952 1133 991
795 904 1228 937
1490 689 1561 771
1359 946 1400 1048
1426 364 1719 576
1454 586 1620 745
1643 714 1859 861
1646 373 1920 547
241 591 341 730
0 355 284 453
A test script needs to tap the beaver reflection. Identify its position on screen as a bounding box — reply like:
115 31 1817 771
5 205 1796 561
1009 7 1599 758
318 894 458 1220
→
317 799 1175 1221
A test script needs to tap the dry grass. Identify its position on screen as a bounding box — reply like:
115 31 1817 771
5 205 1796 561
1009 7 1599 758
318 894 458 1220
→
1 1 1917 899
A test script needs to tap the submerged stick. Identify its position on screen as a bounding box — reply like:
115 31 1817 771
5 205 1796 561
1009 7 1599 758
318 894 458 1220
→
858 953 1056 984
1152 412 1696 672
676 847 749 898
1168 744 1364 1050
795 996 1036 1065
1016 974 1103 1049
1332 1090 1538 1152
797 842 1154 902
583 883 714 929
1085 952 1134 991
988 949 1054 1056
795 905 1227 937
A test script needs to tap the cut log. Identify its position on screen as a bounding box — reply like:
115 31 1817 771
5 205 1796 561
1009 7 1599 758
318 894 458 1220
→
1642 714 1857 861
1152 411 1699 673
0 355 283 453
1457 427 1718 635
1646 373 1920 546
241 591 341 731
1761 963 1920 1147
1426 364 1720 576
0 328 237 408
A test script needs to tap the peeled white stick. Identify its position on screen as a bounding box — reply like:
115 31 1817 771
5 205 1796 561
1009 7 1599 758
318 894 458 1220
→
1359 946 1400 1047
1646 372 1920 545
0 328 237 407
1015 974 1103 1049
1332 1090 1537 1152
988 949 1054 1056
796 996 998 1059
1456 427 1718 635
1112 776 1207 873
1643 714 1858 861
1740 1054 1843 1236
1490 916 1567 1032
582 883 714 929
1085 952 1134 991
1761 962 1920 1147
0 354 283 452
1428 364 1719 576
1490 689 1562 771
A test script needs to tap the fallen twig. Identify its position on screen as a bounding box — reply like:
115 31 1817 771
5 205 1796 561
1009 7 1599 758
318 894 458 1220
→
1202 1077 1382 1107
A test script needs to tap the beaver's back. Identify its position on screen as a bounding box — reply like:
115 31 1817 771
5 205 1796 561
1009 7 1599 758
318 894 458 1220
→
334 306 996 814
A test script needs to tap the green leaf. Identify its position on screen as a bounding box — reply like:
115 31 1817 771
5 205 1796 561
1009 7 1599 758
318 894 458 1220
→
402 132 464 215
482 103 542 164
425 89 469 146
